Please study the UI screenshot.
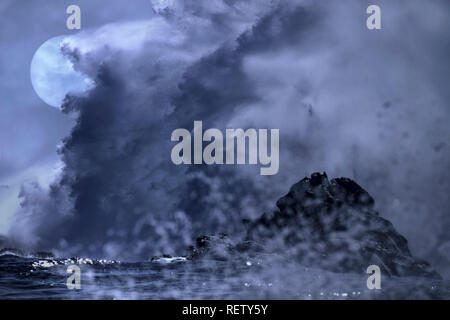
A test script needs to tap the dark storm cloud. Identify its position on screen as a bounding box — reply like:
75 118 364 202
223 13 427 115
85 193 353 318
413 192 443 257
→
7 0 450 276
8 0 283 259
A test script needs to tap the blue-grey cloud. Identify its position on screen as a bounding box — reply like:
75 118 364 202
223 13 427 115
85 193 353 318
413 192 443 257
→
5 0 450 277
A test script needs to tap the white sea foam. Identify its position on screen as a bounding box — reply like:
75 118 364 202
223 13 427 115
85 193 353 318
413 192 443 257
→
151 256 187 263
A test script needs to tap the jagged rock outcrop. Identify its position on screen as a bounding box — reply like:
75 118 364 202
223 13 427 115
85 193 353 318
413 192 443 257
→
188 172 441 279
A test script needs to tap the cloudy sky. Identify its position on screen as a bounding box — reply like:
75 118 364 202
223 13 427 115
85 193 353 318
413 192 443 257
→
0 0 152 232
1 0 450 274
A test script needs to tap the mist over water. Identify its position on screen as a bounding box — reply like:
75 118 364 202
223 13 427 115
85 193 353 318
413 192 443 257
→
1 251 449 299
4 0 450 283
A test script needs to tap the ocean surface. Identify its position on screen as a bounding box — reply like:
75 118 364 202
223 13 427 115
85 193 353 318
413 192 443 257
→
1 251 449 300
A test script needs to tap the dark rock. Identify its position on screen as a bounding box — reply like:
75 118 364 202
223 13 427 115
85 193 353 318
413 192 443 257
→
0 247 54 259
0 248 26 257
190 172 441 279
188 233 237 261
187 233 265 264
34 251 55 259
0 235 10 249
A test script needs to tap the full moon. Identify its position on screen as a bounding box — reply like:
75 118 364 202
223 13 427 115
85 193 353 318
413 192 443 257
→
30 36 93 108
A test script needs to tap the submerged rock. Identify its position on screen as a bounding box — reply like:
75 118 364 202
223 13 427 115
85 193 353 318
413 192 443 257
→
1 236 54 259
0 247 54 259
0 248 25 257
190 172 441 279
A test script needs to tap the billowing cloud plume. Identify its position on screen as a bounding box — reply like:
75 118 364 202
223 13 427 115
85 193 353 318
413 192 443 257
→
8 0 450 276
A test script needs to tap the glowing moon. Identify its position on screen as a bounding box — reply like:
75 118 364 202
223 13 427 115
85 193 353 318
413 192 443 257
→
30 36 93 108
